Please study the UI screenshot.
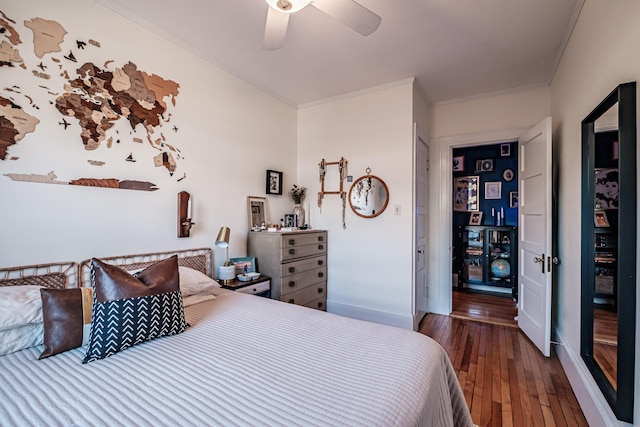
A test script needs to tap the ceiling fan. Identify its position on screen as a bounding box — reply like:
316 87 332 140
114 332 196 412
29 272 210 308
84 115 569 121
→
263 0 381 50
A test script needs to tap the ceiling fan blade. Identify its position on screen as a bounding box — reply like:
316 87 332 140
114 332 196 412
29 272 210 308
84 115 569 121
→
311 0 381 36
264 7 290 50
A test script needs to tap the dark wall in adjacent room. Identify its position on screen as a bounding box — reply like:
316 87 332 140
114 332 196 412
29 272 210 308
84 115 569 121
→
452 142 519 235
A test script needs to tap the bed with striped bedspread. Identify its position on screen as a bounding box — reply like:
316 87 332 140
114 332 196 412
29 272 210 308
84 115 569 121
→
0 289 473 427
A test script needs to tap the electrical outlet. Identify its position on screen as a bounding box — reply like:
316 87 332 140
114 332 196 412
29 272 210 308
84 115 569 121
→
394 204 401 215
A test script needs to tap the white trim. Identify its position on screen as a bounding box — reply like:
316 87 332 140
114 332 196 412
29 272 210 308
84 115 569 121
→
432 126 531 316
554 330 617 427
327 301 414 330
413 122 429 330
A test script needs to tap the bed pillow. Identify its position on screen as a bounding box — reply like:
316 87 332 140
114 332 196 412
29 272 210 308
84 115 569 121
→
0 323 43 356
39 287 93 359
83 256 188 364
178 266 220 297
0 285 44 331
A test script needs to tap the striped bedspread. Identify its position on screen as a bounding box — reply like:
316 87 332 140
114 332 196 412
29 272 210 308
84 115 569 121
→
0 290 473 427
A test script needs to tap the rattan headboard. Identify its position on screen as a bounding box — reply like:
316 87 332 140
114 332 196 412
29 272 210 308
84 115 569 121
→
78 247 212 287
0 262 78 289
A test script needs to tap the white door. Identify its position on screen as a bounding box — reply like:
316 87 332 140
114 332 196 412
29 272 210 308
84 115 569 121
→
414 131 429 329
517 117 553 357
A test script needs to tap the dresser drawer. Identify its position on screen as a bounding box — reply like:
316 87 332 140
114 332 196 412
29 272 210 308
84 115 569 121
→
281 255 327 277
282 281 327 306
281 243 326 261
304 297 327 311
280 266 327 294
282 232 326 249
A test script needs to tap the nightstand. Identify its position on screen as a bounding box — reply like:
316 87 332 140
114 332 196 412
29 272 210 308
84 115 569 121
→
221 275 271 298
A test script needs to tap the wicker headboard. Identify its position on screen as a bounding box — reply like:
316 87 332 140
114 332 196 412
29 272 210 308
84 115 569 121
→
0 262 78 289
78 247 212 287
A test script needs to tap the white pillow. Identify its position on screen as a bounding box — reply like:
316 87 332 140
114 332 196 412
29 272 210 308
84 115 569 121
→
178 266 220 297
0 285 44 331
0 323 43 356
182 292 216 307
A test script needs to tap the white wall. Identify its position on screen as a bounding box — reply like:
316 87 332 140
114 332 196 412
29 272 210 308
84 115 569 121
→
297 80 416 328
0 0 297 272
550 0 640 425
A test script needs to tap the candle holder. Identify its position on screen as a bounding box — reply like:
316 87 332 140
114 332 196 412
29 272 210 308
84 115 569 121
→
178 191 195 237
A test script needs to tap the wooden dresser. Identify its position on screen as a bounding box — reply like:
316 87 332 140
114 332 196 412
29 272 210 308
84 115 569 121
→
248 230 327 310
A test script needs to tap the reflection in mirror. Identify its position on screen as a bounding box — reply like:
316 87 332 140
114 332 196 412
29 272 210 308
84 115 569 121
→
348 172 389 218
581 82 636 423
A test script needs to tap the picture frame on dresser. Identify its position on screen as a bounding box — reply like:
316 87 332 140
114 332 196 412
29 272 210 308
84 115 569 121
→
247 196 269 230
229 257 256 275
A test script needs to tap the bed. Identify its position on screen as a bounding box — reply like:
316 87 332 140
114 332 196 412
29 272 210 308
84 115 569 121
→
0 248 473 427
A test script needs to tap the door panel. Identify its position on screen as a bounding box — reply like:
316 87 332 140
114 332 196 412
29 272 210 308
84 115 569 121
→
518 116 553 357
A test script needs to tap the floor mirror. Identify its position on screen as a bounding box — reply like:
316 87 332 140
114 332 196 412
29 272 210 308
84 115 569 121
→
580 81 636 423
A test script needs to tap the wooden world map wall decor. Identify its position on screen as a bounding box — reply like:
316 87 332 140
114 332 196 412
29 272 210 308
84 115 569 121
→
0 9 183 192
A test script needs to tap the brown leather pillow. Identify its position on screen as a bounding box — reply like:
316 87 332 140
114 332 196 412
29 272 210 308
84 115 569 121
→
39 287 93 359
91 255 180 302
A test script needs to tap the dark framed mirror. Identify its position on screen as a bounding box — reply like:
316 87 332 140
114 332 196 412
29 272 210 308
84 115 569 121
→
581 82 636 423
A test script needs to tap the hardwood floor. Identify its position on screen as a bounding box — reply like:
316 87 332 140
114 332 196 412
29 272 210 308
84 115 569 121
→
418 290 588 426
451 289 517 327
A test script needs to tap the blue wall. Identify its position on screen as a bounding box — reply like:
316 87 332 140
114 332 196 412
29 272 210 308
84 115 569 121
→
452 142 518 234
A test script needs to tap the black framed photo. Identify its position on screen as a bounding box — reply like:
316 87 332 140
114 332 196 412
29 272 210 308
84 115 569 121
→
500 143 512 157
469 211 483 225
266 170 283 195
284 213 296 228
475 159 494 173
509 191 518 208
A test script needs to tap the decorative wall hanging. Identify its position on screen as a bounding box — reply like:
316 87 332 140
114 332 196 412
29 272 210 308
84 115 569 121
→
502 168 514 181
453 176 479 212
452 155 464 172
318 157 348 228
348 168 389 218
475 159 494 172
177 191 195 237
484 181 502 200
0 9 184 193
500 143 512 157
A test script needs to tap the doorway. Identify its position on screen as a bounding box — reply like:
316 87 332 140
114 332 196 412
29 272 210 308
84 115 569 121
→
450 141 519 325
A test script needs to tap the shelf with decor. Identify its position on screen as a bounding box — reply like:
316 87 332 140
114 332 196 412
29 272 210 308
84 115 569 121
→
456 225 518 300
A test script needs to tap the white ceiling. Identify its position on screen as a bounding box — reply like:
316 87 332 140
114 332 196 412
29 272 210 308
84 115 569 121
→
95 0 583 107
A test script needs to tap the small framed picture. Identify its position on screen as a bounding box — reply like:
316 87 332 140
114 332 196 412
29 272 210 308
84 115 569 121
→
266 170 283 195
453 155 464 172
500 143 512 157
594 211 610 228
229 257 256 275
284 213 296 228
502 168 514 182
453 176 480 212
469 211 483 225
475 159 494 173
485 181 502 200
509 191 519 208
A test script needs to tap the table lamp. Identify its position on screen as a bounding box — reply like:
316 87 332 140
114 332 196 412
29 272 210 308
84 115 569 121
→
215 226 235 283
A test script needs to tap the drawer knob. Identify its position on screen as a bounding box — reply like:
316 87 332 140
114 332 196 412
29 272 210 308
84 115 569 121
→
318 302 324 308
288 299 295 304
289 249 296 255
318 287 323 294
318 260 323 266
318 245 324 250
289 239 296 245
288 281 295 287
318 272 324 278
318 236 324 242
288 266 296 273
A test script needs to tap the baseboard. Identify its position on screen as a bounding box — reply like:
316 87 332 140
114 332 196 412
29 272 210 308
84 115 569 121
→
555 330 618 426
327 300 414 330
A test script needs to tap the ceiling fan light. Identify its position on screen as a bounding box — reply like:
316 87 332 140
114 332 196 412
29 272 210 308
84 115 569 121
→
265 0 312 14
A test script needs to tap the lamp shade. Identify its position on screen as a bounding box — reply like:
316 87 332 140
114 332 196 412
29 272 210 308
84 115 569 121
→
215 226 231 248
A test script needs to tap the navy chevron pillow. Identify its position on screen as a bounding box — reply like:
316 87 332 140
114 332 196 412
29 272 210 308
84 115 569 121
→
83 256 188 364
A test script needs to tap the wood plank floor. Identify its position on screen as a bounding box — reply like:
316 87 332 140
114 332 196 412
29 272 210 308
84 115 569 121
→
419 290 588 426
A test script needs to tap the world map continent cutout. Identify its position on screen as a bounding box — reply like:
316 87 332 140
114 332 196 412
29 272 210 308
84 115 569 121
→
55 61 180 174
0 96 40 160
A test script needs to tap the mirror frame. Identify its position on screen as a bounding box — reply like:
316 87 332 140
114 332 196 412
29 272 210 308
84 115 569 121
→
580 82 636 422
348 174 389 218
